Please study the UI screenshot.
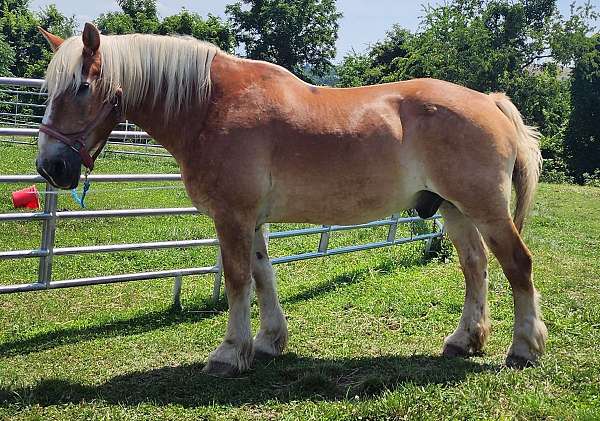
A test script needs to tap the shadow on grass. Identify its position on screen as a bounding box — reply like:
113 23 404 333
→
0 296 229 358
0 254 430 357
0 353 496 407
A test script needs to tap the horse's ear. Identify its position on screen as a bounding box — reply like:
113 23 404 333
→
38 27 63 52
82 22 100 55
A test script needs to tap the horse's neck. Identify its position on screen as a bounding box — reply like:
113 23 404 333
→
121 53 240 159
123 87 209 158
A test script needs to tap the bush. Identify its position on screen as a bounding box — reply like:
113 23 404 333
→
540 158 574 184
582 169 600 187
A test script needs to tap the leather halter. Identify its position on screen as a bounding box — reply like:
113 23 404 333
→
39 95 121 171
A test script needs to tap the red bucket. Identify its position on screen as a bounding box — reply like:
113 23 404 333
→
11 185 40 209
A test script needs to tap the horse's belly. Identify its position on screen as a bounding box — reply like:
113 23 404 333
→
266 155 420 225
268 191 413 225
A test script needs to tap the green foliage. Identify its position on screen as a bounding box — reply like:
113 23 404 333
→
96 0 159 34
549 1 599 63
0 1 75 78
582 169 600 187
157 10 236 52
95 12 135 35
336 25 413 87
0 33 14 75
539 158 574 184
336 51 374 87
565 34 600 182
96 2 235 51
27 5 76 77
226 0 342 78
501 63 572 171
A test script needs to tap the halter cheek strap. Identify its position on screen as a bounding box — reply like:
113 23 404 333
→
39 93 122 171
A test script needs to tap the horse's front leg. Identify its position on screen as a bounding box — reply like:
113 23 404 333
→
203 215 255 377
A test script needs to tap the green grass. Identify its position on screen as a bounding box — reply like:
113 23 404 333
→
0 142 599 420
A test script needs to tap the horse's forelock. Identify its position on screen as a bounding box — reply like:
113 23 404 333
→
44 36 85 98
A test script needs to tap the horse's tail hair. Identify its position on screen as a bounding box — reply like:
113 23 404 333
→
490 92 542 234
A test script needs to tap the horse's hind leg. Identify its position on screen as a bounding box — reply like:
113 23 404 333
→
439 202 491 357
252 225 288 359
474 215 547 367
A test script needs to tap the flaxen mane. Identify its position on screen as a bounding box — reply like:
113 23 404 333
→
44 33 219 116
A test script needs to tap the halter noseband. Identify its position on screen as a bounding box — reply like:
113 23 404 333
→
39 94 121 171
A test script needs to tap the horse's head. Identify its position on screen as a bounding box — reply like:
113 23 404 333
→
36 23 121 189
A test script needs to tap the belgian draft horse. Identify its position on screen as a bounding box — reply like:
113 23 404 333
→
35 23 547 377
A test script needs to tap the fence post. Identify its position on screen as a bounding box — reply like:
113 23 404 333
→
424 232 434 256
424 218 445 257
38 184 57 286
212 248 223 303
387 213 399 243
172 274 183 311
318 225 331 254
12 91 18 140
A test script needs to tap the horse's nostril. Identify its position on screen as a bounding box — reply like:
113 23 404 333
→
50 160 64 178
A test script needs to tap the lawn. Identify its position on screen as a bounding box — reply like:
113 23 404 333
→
0 142 599 420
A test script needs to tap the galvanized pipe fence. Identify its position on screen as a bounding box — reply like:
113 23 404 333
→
0 76 444 308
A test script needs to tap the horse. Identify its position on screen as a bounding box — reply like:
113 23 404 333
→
35 23 547 377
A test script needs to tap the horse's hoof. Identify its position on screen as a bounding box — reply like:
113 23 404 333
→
202 360 242 378
442 343 470 358
254 349 277 361
505 354 536 369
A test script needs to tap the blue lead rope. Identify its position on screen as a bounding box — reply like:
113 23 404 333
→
70 178 91 208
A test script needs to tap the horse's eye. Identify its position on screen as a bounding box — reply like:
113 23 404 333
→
77 82 90 95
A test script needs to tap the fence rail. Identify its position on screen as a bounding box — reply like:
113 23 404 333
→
0 76 444 308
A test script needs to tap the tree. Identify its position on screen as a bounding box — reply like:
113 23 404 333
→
27 5 76 77
336 25 413 87
158 10 236 52
95 12 135 35
226 0 342 78
96 0 159 34
336 51 375 87
96 2 236 52
565 34 600 182
503 63 572 179
0 33 14 76
0 0 75 77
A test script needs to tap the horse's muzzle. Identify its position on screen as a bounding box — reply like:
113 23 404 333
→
36 156 81 190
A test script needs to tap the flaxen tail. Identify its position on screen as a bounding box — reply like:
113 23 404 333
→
490 92 542 233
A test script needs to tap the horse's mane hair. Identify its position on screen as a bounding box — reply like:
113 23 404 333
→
45 33 220 116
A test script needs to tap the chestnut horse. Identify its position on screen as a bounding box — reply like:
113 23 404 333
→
35 23 547 376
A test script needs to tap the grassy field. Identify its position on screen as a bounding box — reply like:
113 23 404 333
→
0 142 599 420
